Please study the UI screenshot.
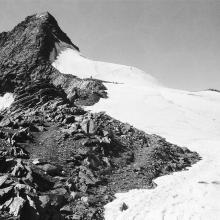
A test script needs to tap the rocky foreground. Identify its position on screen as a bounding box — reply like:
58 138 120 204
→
0 12 200 220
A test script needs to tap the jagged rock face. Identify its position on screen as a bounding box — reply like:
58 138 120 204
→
0 12 106 106
0 12 78 63
0 12 200 220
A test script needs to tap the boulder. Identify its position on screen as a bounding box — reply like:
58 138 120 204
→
81 196 88 204
49 195 66 209
63 115 75 124
0 118 13 127
0 174 9 188
37 163 62 176
80 118 97 134
121 123 131 134
32 158 46 165
82 137 100 147
70 191 78 200
39 188 68 209
11 128 31 142
0 186 14 199
61 124 78 135
10 146 29 158
39 195 50 209
11 159 33 183
49 187 68 196
9 196 26 216
60 204 72 214
78 166 99 186
0 197 13 210
14 183 36 197
88 119 97 134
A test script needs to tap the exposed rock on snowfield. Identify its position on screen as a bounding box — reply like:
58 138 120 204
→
0 12 200 220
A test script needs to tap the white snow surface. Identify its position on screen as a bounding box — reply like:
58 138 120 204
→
53 48 220 220
0 93 14 110
52 49 159 87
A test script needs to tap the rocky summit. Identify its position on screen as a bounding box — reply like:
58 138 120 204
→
0 12 200 220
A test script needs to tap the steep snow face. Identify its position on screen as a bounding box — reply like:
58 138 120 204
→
53 48 220 220
52 49 159 87
0 93 14 110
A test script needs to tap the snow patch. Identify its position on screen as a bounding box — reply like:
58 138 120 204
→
0 93 14 110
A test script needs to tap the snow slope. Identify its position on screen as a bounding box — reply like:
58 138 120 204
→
53 48 220 220
52 49 159 87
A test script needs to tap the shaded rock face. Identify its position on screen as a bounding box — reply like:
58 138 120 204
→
0 12 200 220
0 12 107 105
0 12 78 64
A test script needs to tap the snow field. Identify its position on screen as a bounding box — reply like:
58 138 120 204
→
53 48 220 220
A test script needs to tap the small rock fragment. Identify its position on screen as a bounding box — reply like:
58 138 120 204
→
119 202 128 211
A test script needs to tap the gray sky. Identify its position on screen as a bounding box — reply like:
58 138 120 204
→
0 0 220 90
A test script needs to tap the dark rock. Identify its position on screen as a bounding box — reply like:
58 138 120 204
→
0 156 7 172
10 146 29 158
0 197 13 211
119 202 128 211
0 174 9 188
63 115 75 124
14 183 36 197
44 190 67 209
121 123 131 134
81 118 97 134
60 204 72 214
11 159 33 183
78 166 99 186
61 124 78 135
82 137 100 147
22 195 40 220
0 118 13 128
11 128 31 143
0 185 14 200
37 163 62 176
72 133 86 140
49 187 68 196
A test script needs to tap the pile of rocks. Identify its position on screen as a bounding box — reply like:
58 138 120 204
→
0 99 200 219
0 155 74 220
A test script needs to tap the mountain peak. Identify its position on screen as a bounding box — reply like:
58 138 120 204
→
0 12 79 94
35 11 52 19
0 12 79 64
30 11 60 27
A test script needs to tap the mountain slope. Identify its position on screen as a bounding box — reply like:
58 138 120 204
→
0 12 200 220
52 48 220 219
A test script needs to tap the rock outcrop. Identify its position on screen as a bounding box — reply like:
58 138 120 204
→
0 12 107 106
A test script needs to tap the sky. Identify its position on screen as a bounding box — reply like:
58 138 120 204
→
0 0 219 90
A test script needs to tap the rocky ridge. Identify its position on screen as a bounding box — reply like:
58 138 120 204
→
0 12 200 220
